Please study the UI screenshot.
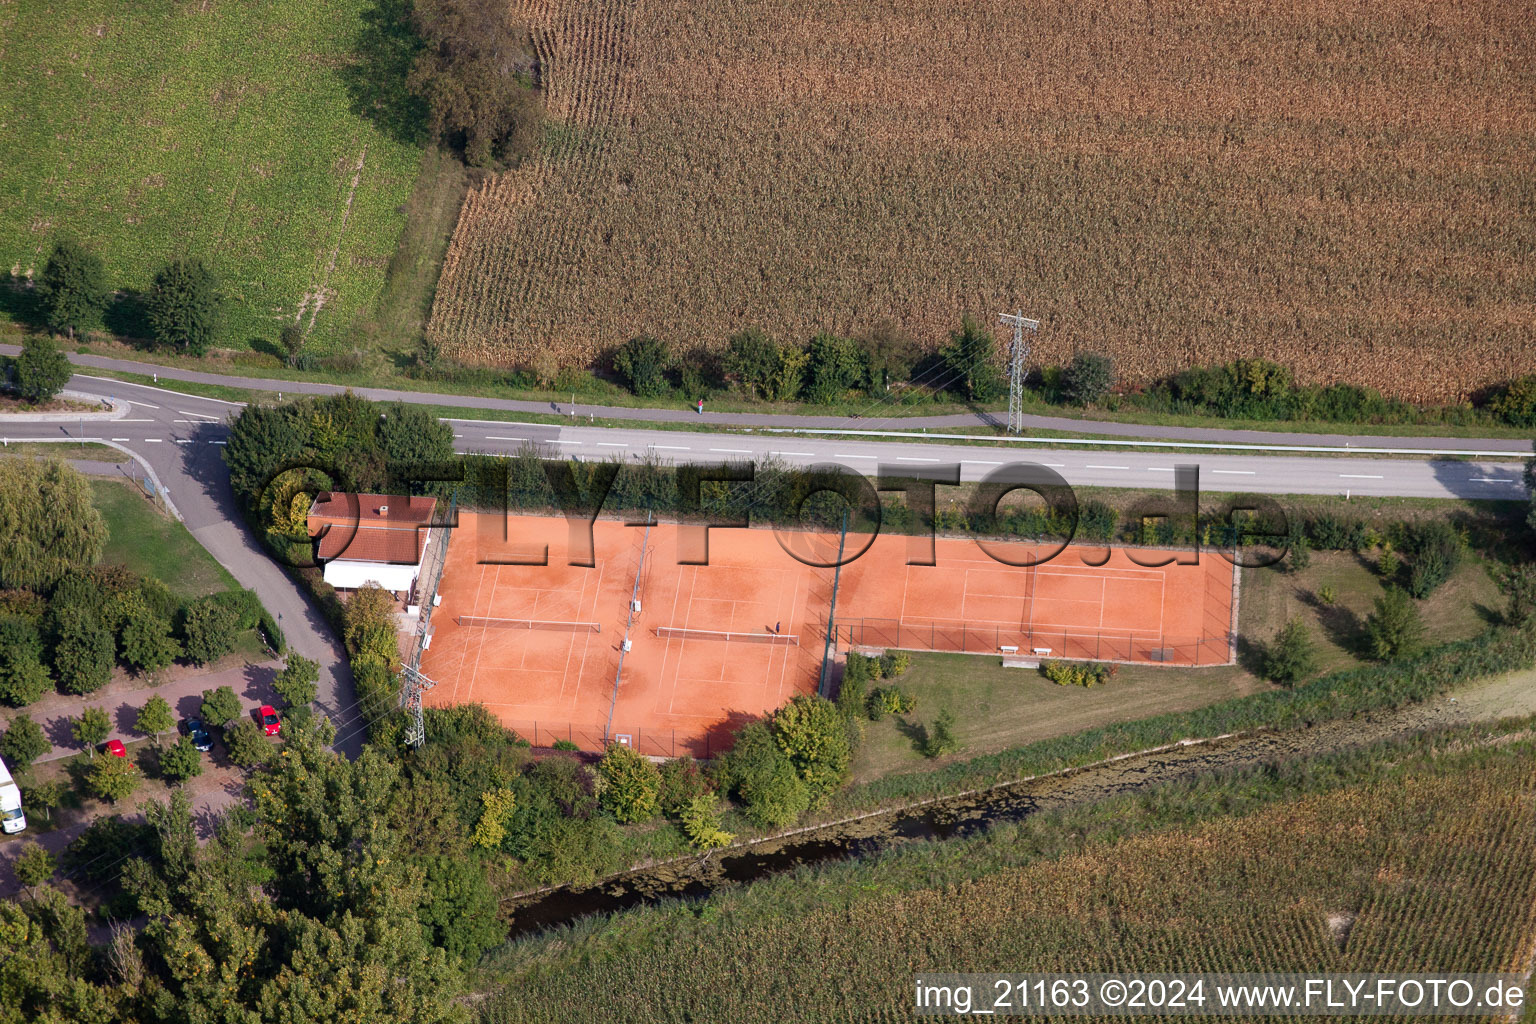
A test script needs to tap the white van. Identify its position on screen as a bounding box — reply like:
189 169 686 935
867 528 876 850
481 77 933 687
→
0 757 25 834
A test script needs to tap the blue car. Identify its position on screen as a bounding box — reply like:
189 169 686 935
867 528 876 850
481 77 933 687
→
180 717 212 752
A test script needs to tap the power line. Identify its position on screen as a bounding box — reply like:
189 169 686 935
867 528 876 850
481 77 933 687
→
998 310 1040 435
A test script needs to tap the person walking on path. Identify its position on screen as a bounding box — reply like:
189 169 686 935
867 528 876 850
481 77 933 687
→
697 398 704 415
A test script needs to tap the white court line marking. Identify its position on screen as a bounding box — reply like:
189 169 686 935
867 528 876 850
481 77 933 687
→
709 448 750 454
1085 464 1130 470
1339 473 1383 479
1211 469 1256 475
772 450 814 456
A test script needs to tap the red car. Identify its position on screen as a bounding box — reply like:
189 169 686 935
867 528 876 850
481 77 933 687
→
258 705 281 737
105 739 127 758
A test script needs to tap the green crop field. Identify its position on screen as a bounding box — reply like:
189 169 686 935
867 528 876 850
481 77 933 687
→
0 0 422 353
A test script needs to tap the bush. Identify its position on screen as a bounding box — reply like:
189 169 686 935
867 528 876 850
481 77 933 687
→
0 616 50 706
878 650 911 678
1040 660 1115 688
611 335 671 398
597 743 662 824
158 736 203 785
0 714 49 770
0 459 106 590
680 794 734 849
866 685 918 718
1264 618 1317 685
1366 588 1426 662
1501 565 1536 627
1402 520 1462 599
551 739 579 751
1061 352 1116 405
657 755 714 817
224 720 274 768
804 331 866 404
1486 375 1536 427
200 685 242 728
181 596 240 665
15 335 74 404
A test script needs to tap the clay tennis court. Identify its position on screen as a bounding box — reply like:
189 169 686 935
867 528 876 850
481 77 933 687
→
418 514 1235 755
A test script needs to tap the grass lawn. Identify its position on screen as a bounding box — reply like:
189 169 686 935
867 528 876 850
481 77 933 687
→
0 0 422 354
849 549 1504 784
91 478 239 602
0 442 125 463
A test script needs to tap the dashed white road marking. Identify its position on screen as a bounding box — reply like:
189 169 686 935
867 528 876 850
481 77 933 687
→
1339 473 1383 479
487 435 529 442
897 456 942 462
649 445 689 451
709 448 750 454
1085 464 1130 470
1212 469 1256 475
772 450 815 457
834 453 877 460
1147 467 1175 472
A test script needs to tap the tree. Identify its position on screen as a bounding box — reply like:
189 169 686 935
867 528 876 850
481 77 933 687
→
1062 352 1116 406
224 720 274 768
72 706 111 757
1502 564 1536 627
1527 442 1536 533
1264 618 1317 685
771 694 852 805
36 238 109 339
280 323 306 366
51 607 114 695
1365 587 1426 662
134 695 175 748
200 684 243 728
377 401 456 475
612 335 671 398
940 315 1004 402
345 583 401 670
471 786 516 849
146 257 222 355
597 743 662 823
23 778 64 821
118 606 180 674
861 320 919 393
88 753 139 803
718 720 809 828
921 712 958 761
181 596 239 665
1 714 50 770
408 0 544 168
0 459 107 590
804 331 866 404
13 843 55 894
724 327 780 399
157 736 203 785
15 335 74 404
0 616 51 706
273 654 320 708
417 854 503 966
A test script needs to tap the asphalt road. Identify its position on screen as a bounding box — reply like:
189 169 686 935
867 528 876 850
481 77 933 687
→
1 371 1528 759
3 344 1533 454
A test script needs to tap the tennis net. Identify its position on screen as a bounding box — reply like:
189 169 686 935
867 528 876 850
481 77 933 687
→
457 616 601 633
653 626 798 646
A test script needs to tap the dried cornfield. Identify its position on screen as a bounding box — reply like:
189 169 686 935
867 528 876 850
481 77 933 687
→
477 735 1536 1022
429 0 1536 401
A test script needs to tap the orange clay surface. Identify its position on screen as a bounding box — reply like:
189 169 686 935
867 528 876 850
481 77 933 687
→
419 514 1235 755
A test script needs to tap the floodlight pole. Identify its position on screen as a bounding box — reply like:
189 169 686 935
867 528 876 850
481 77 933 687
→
998 310 1040 435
